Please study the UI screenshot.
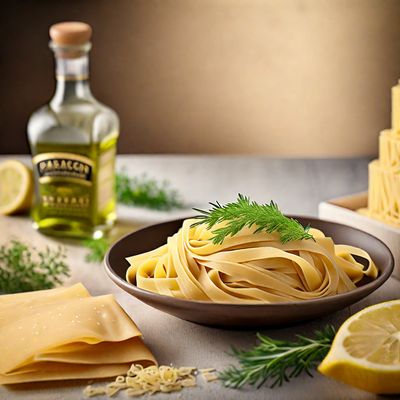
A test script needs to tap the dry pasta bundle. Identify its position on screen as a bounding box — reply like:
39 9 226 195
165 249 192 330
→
359 81 400 226
0 284 155 384
126 219 378 303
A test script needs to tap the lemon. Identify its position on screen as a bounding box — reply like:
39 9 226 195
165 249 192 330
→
0 160 33 215
318 300 400 394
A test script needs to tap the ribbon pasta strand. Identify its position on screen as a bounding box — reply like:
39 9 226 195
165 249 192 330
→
126 219 378 303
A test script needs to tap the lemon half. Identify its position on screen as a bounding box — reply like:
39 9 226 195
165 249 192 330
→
0 160 33 215
318 300 400 394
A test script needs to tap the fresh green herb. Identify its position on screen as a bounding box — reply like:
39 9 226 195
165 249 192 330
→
0 240 70 294
219 325 335 389
83 237 110 263
116 172 184 210
192 194 314 244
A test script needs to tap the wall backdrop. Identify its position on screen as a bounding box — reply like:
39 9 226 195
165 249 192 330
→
1 0 400 155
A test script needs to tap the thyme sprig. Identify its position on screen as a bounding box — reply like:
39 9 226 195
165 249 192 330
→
83 237 110 263
0 240 70 294
192 194 314 244
220 325 335 389
116 172 184 211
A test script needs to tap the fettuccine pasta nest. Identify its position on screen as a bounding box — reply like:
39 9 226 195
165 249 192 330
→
126 219 378 303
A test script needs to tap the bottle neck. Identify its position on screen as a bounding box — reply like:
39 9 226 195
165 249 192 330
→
51 54 92 104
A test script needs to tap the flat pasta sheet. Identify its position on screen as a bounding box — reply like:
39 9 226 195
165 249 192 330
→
0 283 155 384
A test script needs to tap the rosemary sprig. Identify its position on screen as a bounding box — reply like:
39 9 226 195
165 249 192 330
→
116 172 184 210
0 240 70 294
192 194 314 244
219 325 335 389
83 237 110 263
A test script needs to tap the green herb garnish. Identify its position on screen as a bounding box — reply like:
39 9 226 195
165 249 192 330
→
192 194 314 244
83 237 110 263
0 240 70 294
116 172 184 210
219 325 335 389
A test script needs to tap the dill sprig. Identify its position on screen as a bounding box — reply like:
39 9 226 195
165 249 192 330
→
219 325 335 389
192 194 314 244
83 237 110 263
0 239 70 294
116 172 184 211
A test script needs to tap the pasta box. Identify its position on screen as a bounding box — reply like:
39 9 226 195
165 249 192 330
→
318 192 400 280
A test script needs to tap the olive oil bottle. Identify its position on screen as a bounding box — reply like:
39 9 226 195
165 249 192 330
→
27 22 119 238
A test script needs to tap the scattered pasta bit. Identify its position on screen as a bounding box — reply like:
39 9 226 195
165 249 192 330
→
84 364 208 398
200 368 219 382
199 368 216 373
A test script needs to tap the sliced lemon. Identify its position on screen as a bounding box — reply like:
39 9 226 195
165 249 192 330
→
318 300 400 394
0 160 33 215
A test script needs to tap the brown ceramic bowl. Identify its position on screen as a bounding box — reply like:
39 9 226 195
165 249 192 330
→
104 217 394 328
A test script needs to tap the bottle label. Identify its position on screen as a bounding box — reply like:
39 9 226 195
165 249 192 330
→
32 152 94 217
33 153 93 184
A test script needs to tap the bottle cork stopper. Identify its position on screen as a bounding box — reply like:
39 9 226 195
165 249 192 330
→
49 22 92 46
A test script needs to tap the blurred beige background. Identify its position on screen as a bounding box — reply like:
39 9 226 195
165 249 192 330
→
1 0 400 155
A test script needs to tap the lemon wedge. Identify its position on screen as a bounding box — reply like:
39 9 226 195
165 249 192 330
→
318 300 400 394
0 160 33 215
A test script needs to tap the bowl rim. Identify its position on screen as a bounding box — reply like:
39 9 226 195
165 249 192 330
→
104 215 394 309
